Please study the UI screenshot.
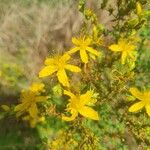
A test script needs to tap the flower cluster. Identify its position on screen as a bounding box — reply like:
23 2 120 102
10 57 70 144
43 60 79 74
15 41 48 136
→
14 83 47 127
39 36 100 121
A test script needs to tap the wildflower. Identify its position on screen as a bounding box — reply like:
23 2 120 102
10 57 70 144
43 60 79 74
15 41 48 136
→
62 90 99 121
109 39 136 64
129 88 150 116
39 53 81 87
14 85 47 118
68 37 100 63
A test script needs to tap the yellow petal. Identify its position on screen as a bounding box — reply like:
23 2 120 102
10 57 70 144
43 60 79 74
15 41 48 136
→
14 103 26 112
86 47 100 56
145 104 150 116
136 2 142 15
84 38 92 45
1 105 10 111
68 47 79 54
35 96 48 102
44 58 55 65
109 44 122 51
28 104 38 118
129 88 143 100
129 45 136 51
78 106 99 120
129 101 145 112
39 66 57 77
72 37 80 45
57 69 70 87
62 111 78 121
61 53 70 62
80 91 93 106
128 51 136 60
65 64 81 72
64 90 75 98
121 51 127 64
80 50 88 63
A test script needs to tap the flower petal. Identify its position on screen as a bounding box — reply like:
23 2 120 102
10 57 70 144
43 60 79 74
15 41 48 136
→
61 53 70 62
85 38 92 45
14 103 26 112
28 103 38 118
68 47 79 54
39 66 57 77
109 44 122 51
129 88 143 100
44 58 55 65
57 69 70 87
121 51 127 64
62 111 78 121
64 90 75 98
72 37 80 45
145 104 150 116
129 101 145 112
86 47 100 56
80 50 88 63
80 91 94 106
65 64 81 72
78 106 99 120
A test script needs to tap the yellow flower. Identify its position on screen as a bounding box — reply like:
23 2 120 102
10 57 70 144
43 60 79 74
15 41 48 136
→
62 90 99 121
15 89 47 118
129 88 150 116
68 37 100 63
39 53 81 87
109 39 136 64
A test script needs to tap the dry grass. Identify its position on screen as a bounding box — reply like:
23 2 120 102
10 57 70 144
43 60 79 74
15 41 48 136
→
0 1 83 82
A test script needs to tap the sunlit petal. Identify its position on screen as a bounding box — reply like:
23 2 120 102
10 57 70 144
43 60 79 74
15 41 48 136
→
61 53 70 62
64 90 76 98
44 58 55 65
65 64 81 72
129 88 143 100
57 69 70 87
62 111 78 121
109 44 122 51
86 47 100 56
129 101 145 112
145 104 150 116
68 47 79 54
78 106 99 120
121 51 127 64
28 103 38 118
80 50 88 63
72 37 80 45
39 66 57 77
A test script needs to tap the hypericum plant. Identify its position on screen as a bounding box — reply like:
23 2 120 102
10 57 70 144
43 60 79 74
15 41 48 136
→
0 0 149 149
